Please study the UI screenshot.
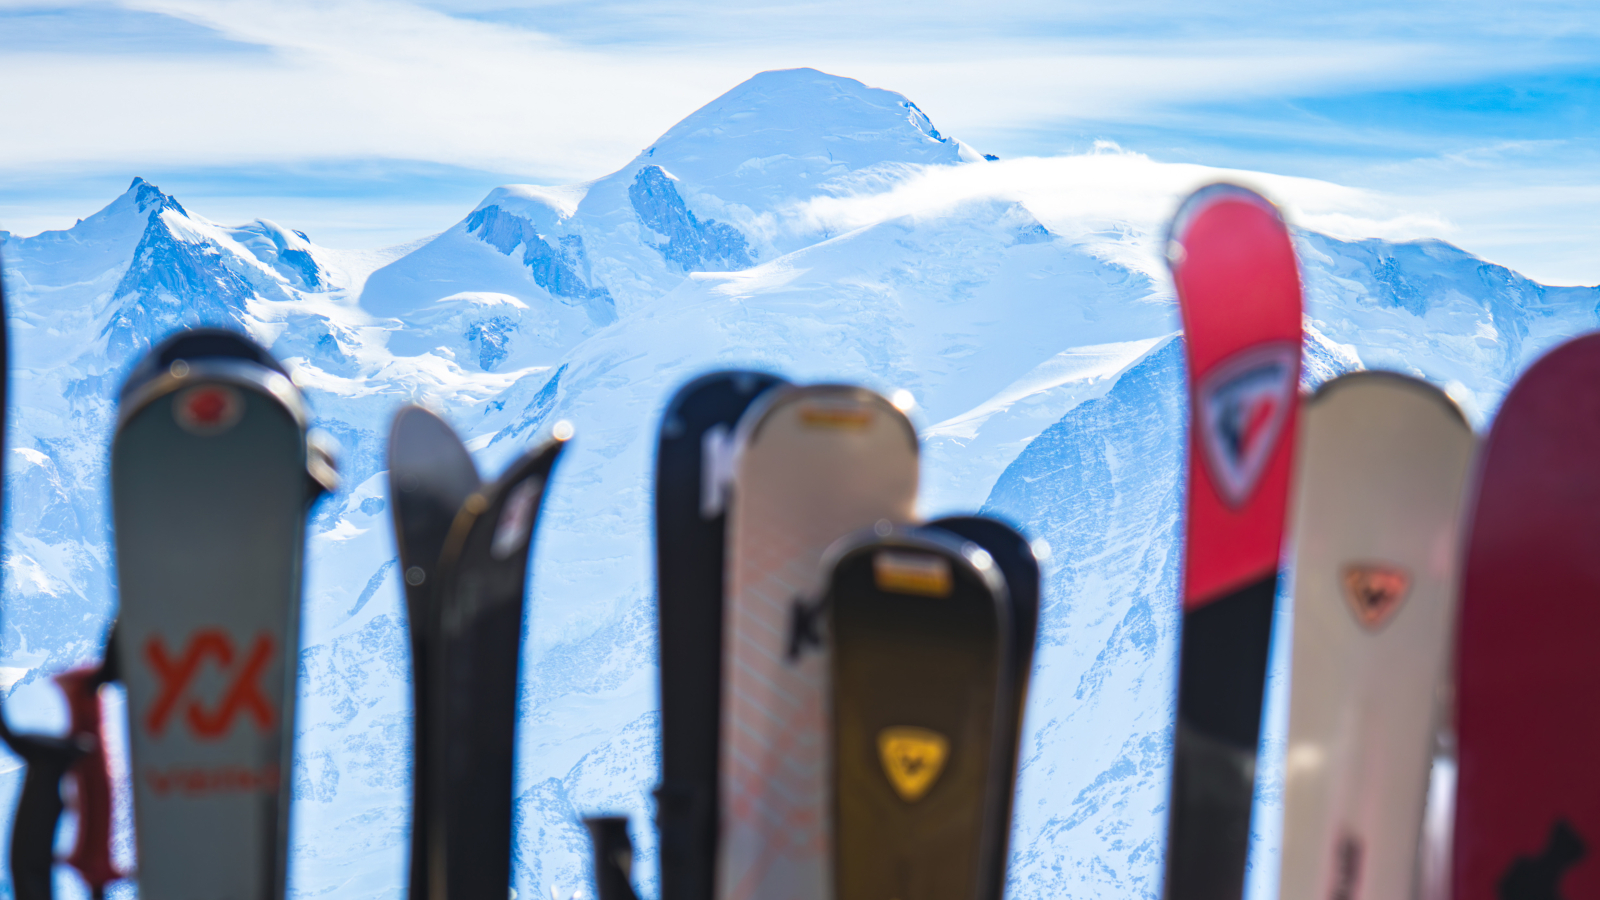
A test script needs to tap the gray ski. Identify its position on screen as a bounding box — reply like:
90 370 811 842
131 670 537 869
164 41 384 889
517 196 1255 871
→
112 328 336 900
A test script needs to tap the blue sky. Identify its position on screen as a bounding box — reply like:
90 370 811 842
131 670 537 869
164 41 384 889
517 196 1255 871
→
0 0 1596 283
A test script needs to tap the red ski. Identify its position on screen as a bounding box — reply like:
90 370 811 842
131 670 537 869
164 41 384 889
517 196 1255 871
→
1453 334 1600 900
1162 183 1303 900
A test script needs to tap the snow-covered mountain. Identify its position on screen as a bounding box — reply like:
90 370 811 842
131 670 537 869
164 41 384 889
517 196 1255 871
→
0 67 1595 900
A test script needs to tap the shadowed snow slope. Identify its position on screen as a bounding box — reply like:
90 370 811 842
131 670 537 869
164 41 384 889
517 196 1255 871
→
0 68 1596 900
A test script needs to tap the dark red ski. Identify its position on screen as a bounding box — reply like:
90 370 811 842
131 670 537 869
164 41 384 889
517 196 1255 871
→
1162 183 1303 900
1453 334 1600 900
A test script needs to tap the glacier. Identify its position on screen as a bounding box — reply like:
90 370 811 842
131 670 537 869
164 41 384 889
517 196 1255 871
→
0 67 1596 900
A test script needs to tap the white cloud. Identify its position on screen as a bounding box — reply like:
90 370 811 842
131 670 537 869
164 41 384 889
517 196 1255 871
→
788 148 1450 280
1 0 1595 283
0 0 1574 178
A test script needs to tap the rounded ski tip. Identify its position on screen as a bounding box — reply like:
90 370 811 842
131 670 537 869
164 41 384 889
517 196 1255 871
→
1165 181 1285 267
552 420 575 441
891 389 916 412
307 429 341 495
962 541 996 572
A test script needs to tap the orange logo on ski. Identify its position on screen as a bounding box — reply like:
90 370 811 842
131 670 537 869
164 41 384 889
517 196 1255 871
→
873 550 953 597
1341 564 1410 630
798 402 873 430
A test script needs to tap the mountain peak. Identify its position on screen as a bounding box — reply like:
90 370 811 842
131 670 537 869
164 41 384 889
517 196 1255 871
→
628 67 980 197
124 177 187 218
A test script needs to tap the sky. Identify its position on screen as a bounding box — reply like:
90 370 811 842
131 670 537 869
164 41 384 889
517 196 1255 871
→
0 0 1596 284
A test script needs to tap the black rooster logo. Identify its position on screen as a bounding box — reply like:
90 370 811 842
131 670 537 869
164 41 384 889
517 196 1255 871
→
1499 819 1586 900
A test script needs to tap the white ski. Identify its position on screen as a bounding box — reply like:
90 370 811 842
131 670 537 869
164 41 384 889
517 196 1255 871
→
1278 372 1474 900
715 385 917 900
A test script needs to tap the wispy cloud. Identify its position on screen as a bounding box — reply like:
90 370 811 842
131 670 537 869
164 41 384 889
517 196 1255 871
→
0 0 1595 281
786 146 1450 279
0 0 1581 176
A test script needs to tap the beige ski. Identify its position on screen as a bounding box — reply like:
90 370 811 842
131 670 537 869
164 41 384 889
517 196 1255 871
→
715 385 918 900
1278 371 1473 900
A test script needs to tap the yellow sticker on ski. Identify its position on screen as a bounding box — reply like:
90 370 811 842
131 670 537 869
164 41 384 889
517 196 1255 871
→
877 726 949 802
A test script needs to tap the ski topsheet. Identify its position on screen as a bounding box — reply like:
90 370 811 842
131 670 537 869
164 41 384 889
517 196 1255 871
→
828 525 1011 900
387 406 482 900
1278 373 1473 900
929 515 1040 900
426 432 567 900
112 329 336 900
715 385 918 900
1163 183 1303 900
1453 335 1600 900
655 371 786 900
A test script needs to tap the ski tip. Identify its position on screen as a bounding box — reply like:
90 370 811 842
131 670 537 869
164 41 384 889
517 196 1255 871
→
1308 370 1472 431
307 428 341 496
391 402 449 427
583 816 642 900
1165 182 1285 271
123 328 287 400
665 369 786 411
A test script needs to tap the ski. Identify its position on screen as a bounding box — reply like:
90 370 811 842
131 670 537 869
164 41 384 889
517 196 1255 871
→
586 815 644 900
387 405 482 900
653 371 786 900
1452 334 1600 900
112 328 337 900
928 515 1040 900
1278 372 1473 900
1162 183 1303 900
421 428 568 900
827 524 1012 900
715 384 918 900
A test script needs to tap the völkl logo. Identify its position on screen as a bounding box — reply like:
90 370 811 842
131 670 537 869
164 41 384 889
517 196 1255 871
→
1196 342 1298 508
145 629 277 738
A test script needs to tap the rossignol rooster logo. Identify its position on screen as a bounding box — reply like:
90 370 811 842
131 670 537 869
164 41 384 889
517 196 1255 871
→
1500 819 1586 900
877 726 949 803
1341 563 1411 630
1196 342 1298 508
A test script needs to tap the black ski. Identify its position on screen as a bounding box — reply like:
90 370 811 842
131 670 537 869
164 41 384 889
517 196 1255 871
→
585 816 644 900
652 370 785 900
827 525 1013 900
928 515 1040 900
387 405 482 900
112 329 336 900
419 429 567 900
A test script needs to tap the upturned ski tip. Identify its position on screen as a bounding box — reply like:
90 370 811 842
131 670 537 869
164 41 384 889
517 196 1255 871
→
1165 182 1286 272
584 816 643 900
